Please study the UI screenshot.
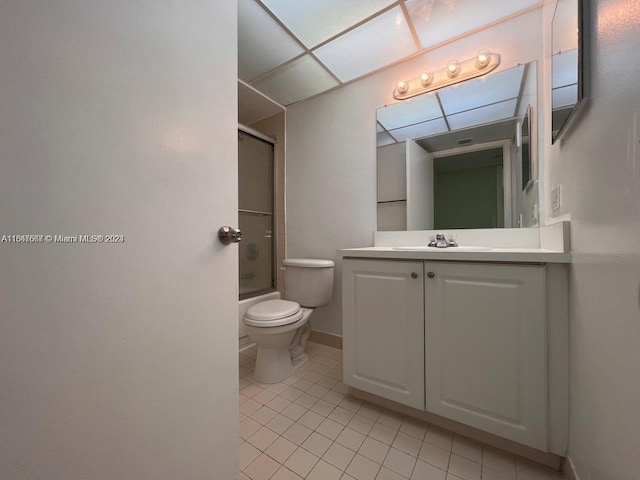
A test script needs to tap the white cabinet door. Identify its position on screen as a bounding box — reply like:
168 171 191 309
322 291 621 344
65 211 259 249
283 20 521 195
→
424 262 547 450
343 259 425 410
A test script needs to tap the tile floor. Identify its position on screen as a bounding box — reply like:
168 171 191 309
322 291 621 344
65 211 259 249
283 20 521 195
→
238 342 563 480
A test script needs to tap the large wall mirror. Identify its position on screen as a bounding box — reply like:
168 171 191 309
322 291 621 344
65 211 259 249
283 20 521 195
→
377 61 538 231
551 0 587 142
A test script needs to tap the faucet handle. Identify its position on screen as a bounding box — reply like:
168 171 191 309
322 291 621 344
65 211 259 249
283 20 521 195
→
427 234 437 247
446 233 458 247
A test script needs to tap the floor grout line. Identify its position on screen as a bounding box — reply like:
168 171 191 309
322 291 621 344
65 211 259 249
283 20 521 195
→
239 342 560 480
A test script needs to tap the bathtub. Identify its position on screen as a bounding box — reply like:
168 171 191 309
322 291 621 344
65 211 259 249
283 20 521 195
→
239 291 280 351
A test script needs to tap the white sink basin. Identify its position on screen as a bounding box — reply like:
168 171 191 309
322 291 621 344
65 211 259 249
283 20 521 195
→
392 246 492 252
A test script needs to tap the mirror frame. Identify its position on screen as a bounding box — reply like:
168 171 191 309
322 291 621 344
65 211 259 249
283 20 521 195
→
551 0 589 144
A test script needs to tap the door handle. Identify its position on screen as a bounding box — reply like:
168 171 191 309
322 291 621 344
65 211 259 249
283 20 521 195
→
218 226 243 245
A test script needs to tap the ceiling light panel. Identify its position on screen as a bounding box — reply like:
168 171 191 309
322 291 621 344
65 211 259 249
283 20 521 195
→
446 98 517 130
251 55 339 106
377 93 442 130
314 6 417 83
552 0 578 53
553 84 578 109
238 0 305 82
552 49 578 87
438 65 524 115
261 0 396 48
405 0 538 49
388 117 448 142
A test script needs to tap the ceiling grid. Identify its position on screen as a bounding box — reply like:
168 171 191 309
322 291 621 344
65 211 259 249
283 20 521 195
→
238 0 541 106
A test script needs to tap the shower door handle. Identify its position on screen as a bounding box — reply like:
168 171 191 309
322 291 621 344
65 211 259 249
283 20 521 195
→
218 226 243 245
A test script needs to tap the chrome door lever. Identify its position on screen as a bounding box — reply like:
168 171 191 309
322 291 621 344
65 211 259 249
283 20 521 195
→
218 226 243 245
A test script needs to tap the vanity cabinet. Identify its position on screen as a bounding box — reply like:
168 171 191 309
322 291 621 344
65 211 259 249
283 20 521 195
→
424 262 547 450
343 258 550 451
342 259 425 410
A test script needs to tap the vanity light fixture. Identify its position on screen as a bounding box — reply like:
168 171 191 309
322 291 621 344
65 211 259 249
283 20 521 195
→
446 60 461 78
396 80 409 94
475 50 491 69
393 50 500 100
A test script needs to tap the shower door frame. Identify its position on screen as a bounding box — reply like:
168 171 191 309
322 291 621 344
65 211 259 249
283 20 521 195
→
238 124 277 300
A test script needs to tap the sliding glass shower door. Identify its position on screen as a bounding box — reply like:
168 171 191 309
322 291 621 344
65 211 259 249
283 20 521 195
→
238 128 275 299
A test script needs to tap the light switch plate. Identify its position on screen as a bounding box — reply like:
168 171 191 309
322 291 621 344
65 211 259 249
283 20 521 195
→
551 185 562 211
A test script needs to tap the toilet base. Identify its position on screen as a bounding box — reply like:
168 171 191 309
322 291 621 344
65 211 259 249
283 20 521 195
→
245 308 314 384
253 348 308 384
292 352 308 371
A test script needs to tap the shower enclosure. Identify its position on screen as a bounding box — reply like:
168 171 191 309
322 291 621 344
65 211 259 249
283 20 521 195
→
238 126 275 299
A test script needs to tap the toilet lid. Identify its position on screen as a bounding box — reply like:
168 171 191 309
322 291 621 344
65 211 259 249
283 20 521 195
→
244 300 302 327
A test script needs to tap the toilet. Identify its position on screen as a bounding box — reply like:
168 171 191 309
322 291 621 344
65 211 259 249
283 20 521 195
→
243 258 334 384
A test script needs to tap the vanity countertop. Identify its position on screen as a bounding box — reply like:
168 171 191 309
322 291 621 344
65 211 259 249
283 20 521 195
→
338 246 571 263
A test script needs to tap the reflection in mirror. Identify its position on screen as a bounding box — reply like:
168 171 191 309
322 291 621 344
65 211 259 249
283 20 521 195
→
551 0 586 142
377 62 538 231
433 143 507 229
521 107 532 191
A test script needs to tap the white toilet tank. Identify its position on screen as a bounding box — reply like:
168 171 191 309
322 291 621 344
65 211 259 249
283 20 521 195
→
283 258 334 307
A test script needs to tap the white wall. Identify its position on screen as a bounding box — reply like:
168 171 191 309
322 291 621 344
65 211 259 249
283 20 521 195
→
377 142 408 231
0 2 239 479
406 140 434 230
286 10 543 336
543 0 640 477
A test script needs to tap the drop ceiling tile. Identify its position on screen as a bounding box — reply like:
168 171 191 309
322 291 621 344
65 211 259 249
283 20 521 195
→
376 122 385 133
377 93 442 131
388 117 448 142
438 65 524 115
552 84 578 109
238 0 305 82
314 6 417 82
251 55 339 106
446 98 517 130
552 49 578 88
406 0 539 49
261 0 396 48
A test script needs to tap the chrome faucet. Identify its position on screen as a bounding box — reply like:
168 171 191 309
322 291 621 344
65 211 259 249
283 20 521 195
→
435 233 448 248
428 233 458 248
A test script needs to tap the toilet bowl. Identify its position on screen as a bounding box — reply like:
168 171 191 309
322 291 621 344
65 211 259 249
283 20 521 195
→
244 300 313 383
242 258 334 384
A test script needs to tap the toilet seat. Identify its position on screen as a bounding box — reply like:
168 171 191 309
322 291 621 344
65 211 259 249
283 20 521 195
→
244 299 303 327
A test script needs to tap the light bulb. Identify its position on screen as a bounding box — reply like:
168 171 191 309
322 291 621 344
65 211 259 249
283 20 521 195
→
446 60 460 78
397 81 409 94
420 73 432 87
475 50 491 69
